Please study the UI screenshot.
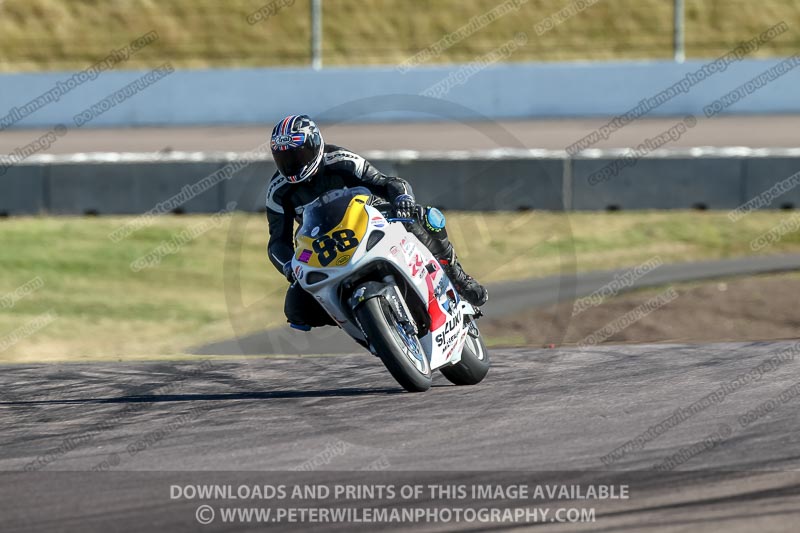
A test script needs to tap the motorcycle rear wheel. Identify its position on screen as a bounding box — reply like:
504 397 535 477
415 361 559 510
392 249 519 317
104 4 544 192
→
439 323 490 386
356 297 432 393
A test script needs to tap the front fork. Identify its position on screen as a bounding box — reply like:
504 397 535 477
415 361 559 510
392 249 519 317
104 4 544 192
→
348 276 419 337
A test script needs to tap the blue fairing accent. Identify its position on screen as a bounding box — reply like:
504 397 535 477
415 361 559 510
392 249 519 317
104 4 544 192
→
425 207 446 230
290 323 312 332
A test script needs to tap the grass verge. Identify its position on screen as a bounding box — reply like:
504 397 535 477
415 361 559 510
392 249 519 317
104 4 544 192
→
0 0 798 71
1 209 799 362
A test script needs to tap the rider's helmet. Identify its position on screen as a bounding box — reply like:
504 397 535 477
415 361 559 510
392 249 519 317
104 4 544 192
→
270 114 324 183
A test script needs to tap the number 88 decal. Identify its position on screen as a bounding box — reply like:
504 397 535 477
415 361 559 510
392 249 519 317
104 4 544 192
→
312 229 360 266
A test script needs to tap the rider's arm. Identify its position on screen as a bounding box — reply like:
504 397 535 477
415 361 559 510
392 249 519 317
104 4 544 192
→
325 146 414 202
267 209 294 273
266 175 295 273
363 163 415 203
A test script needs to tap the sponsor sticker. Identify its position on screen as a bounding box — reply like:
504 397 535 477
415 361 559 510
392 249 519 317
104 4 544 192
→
271 133 306 150
410 254 424 277
298 249 313 263
435 313 461 349
400 238 415 256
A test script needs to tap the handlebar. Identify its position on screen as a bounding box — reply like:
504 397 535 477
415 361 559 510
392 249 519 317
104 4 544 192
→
373 202 418 225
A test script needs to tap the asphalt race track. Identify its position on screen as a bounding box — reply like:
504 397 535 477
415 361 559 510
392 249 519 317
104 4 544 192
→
2 254 800 531
2 115 800 154
1 342 799 531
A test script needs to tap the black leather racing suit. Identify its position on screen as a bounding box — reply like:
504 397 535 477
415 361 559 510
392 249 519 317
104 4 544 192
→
266 144 454 327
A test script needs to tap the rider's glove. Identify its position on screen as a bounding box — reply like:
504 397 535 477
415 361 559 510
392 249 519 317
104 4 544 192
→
393 194 416 219
282 261 295 284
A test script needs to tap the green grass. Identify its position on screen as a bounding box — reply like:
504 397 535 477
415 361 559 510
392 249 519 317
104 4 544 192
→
0 0 798 71
2 210 800 362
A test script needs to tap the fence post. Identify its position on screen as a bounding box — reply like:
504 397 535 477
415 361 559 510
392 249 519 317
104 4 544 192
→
311 0 323 69
673 0 685 63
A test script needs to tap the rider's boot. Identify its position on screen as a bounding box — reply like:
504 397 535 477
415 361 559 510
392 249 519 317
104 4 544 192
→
438 247 488 307
410 207 488 307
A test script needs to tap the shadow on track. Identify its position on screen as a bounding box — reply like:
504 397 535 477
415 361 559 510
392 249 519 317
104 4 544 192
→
0 387 403 406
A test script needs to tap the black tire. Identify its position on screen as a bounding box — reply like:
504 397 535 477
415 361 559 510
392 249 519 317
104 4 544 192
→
440 325 490 386
355 297 432 392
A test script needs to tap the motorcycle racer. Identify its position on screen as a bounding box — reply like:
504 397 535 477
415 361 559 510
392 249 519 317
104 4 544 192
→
266 114 488 329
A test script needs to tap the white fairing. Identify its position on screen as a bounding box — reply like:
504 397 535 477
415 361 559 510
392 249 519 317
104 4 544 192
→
294 204 476 370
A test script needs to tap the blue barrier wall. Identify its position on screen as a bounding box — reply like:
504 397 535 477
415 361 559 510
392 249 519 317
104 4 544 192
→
1 59 799 129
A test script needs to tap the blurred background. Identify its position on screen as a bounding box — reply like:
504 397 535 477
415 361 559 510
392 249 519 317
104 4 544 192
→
1 0 798 69
1 0 800 361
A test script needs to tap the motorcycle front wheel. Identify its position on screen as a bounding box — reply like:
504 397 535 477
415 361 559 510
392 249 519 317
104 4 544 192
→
356 297 432 393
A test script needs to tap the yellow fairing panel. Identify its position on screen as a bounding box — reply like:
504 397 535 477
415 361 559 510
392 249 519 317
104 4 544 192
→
295 195 370 268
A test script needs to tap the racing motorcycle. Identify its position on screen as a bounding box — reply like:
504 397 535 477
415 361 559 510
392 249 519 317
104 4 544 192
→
291 187 490 392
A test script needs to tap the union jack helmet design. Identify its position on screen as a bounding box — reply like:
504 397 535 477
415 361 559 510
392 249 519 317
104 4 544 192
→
270 115 324 183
